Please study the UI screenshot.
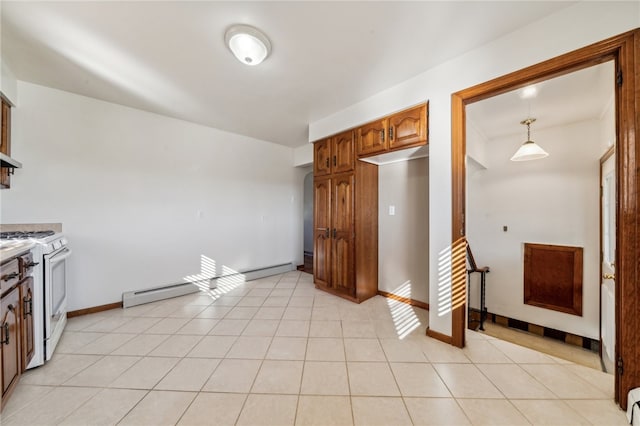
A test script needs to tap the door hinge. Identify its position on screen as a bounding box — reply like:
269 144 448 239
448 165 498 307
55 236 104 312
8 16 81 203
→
616 70 623 87
617 356 624 375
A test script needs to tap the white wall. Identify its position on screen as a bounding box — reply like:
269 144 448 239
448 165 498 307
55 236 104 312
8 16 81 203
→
466 119 489 168
600 95 616 153
302 170 313 254
308 1 638 337
1 82 303 311
293 143 313 167
467 120 602 339
0 59 18 104
378 158 429 303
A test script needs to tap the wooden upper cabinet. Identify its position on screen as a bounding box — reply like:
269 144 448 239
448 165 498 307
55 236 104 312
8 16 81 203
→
357 119 388 157
332 130 355 174
356 102 428 158
388 104 427 150
314 138 331 176
314 132 354 176
1 98 11 189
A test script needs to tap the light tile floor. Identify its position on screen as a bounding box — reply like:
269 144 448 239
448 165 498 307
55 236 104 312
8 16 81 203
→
1 272 628 425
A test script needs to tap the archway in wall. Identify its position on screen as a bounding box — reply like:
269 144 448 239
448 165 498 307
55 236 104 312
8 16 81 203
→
451 29 639 409
302 171 314 274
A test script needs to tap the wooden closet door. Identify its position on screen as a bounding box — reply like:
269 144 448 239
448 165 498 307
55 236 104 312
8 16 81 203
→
313 177 332 288
331 173 355 295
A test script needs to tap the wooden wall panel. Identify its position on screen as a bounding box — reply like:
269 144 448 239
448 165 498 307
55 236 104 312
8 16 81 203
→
523 243 583 316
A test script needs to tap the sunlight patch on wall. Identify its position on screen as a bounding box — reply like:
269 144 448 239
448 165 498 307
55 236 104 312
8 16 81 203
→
437 245 453 317
436 238 468 318
387 281 422 339
451 238 467 311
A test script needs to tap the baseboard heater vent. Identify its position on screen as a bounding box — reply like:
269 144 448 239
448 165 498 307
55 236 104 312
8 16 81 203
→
122 262 295 308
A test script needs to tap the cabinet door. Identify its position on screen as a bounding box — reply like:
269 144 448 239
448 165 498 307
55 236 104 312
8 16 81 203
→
331 174 355 295
1 99 11 189
357 119 388 157
20 277 34 371
388 104 427 150
1 286 21 398
313 138 331 176
332 130 354 174
313 177 332 288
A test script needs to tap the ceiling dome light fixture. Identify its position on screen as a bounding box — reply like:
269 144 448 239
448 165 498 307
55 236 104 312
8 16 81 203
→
225 24 271 66
510 118 549 162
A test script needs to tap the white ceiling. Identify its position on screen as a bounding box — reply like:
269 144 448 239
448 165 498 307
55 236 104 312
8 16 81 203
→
1 1 576 148
467 61 615 142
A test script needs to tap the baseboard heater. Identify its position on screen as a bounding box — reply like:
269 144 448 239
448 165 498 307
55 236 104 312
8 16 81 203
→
122 262 295 308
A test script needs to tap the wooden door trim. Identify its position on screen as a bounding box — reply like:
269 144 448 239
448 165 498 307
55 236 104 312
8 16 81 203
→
451 29 639 408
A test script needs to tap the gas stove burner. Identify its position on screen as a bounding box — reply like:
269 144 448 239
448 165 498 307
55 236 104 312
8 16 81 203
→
0 230 56 240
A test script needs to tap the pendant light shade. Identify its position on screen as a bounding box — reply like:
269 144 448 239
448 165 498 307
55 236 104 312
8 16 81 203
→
511 118 549 161
225 24 271 66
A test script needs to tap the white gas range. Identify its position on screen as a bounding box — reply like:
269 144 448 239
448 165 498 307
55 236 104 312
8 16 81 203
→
0 230 71 367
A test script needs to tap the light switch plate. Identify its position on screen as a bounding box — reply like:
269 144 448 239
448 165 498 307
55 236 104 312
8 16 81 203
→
389 205 395 215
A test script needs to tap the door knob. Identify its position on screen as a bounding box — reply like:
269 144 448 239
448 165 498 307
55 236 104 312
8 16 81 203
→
603 273 615 280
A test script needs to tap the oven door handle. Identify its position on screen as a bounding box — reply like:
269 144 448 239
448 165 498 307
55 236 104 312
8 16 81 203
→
49 247 72 264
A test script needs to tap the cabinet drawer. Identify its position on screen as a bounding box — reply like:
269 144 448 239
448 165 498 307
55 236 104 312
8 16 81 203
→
0 259 20 295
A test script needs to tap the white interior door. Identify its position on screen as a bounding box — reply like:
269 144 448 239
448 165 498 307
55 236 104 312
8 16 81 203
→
600 151 615 373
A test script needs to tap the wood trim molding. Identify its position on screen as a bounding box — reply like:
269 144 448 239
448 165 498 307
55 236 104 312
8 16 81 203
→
426 327 452 345
377 290 429 310
67 302 123 318
451 28 639 409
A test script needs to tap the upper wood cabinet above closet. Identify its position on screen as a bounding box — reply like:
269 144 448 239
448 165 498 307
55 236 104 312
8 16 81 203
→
313 129 355 176
356 103 428 158
356 119 388 157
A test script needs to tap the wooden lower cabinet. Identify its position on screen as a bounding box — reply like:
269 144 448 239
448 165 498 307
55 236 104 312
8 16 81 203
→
20 277 34 370
1 253 36 412
1 285 21 403
313 162 378 303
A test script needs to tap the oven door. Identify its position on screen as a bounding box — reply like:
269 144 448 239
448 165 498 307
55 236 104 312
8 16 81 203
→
44 246 71 360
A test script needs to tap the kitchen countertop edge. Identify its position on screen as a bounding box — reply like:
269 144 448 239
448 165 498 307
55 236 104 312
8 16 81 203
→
0 241 36 262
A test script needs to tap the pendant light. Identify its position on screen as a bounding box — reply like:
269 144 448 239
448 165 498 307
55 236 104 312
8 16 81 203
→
225 24 271 66
510 118 549 161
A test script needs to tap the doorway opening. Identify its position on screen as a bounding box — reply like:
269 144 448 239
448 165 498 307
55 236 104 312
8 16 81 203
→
302 170 314 274
451 29 639 409
465 61 615 374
